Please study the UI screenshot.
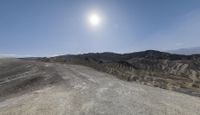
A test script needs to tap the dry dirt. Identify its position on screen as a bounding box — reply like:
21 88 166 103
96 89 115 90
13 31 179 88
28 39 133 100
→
0 59 200 115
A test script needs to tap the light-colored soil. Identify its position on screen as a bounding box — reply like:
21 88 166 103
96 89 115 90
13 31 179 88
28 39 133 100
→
0 59 200 115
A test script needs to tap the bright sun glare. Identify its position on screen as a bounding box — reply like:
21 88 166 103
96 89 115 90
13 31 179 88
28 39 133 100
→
89 13 101 26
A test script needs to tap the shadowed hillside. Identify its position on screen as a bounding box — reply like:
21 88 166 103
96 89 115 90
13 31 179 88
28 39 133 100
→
0 59 63 101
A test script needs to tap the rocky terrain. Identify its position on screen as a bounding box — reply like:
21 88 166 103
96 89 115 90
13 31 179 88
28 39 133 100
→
0 58 200 115
0 58 62 101
37 50 200 97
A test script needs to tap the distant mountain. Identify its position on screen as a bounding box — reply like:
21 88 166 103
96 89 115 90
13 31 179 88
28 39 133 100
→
168 47 200 55
0 54 16 58
36 50 200 97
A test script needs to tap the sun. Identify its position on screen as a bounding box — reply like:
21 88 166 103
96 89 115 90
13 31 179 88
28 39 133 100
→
89 13 101 26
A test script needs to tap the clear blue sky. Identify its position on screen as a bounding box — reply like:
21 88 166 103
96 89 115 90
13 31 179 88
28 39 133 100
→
1 0 200 56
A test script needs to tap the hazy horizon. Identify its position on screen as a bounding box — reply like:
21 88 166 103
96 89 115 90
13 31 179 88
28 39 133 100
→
1 0 200 57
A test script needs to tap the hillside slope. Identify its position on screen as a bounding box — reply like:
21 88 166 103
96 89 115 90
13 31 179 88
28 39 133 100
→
0 59 200 115
37 50 200 97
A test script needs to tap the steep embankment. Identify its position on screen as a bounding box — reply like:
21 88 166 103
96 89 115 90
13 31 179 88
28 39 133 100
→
0 59 200 115
0 58 62 101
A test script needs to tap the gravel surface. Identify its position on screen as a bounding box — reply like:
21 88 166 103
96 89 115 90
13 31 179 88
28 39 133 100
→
0 59 200 115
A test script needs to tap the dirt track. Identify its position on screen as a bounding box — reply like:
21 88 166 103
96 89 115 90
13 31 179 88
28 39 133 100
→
0 59 200 115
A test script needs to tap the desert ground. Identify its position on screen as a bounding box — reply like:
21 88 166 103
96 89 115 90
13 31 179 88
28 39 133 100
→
0 59 200 115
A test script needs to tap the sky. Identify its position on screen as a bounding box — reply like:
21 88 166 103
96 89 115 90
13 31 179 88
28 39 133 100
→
0 0 200 57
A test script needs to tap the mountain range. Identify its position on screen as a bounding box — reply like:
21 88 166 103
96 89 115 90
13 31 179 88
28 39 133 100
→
168 47 200 55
